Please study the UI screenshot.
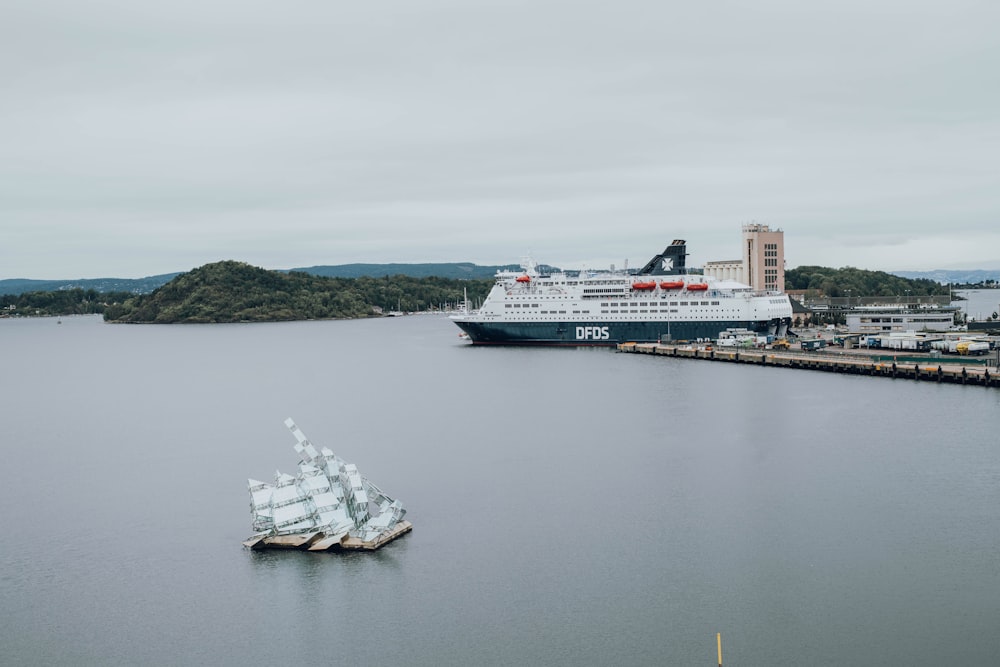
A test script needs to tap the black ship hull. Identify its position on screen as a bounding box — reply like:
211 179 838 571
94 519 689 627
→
454 318 790 346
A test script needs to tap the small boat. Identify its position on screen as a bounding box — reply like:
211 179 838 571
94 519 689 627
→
659 280 684 290
515 275 531 283
632 281 657 290
686 283 709 291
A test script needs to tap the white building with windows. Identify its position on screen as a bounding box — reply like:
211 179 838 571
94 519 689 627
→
845 305 958 334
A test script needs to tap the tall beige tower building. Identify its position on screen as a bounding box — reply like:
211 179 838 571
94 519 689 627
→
742 223 785 292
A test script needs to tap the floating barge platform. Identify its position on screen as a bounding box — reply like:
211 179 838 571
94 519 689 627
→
243 521 413 552
617 343 1000 387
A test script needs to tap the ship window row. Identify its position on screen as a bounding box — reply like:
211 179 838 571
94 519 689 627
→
499 314 571 319
514 310 573 314
506 295 572 300
598 300 720 307
584 293 726 300
598 308 731 315
600 308 737 316
860 316 952 324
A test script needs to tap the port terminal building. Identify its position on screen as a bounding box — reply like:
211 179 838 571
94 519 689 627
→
806 295 958 334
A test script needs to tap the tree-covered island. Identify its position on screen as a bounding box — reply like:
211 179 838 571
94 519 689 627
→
101 261 494 323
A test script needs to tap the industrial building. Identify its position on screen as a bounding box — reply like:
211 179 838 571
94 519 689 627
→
704 223 785 292
804 296 959 333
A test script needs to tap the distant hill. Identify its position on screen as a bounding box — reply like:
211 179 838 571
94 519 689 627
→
1 263 529 296
890 269 1000 285
0 274 181 296
291 262 523 279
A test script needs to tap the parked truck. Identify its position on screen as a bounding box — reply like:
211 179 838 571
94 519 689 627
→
957 341 990 356
717 328 757 348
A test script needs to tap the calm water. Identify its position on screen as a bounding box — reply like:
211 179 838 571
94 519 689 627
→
1 314 999 666
954 288 1000 322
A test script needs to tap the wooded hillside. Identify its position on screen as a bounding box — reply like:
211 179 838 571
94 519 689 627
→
1 288 134 317
785 266 948 297
103 261 493 323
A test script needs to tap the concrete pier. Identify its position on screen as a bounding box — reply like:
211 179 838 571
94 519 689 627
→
617 343 1000 387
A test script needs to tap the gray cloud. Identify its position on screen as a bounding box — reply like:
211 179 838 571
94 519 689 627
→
3 0 998 278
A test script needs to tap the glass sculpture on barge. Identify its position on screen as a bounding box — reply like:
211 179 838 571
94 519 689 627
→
243 418 410 551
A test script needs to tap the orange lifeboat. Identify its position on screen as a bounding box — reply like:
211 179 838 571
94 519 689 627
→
515 275 531 283
659 280 684 290
686 283 709 291
631 281 656 290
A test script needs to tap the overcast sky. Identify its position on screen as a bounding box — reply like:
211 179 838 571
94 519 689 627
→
3 0 998 279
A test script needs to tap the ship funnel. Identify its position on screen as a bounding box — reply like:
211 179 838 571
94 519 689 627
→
637 240 688 275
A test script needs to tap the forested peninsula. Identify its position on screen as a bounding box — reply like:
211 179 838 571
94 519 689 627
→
0 288 134 318
102 261 494 323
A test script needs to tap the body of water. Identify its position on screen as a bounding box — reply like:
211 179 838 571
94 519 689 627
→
2 314 998 666
954 288 1000 322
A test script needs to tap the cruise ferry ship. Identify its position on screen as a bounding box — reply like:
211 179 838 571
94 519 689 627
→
451 240 793 345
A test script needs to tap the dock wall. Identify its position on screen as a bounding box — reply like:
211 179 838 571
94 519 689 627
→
617 343 1000 387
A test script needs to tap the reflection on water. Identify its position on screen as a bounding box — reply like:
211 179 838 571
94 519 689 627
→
247 540 408 576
